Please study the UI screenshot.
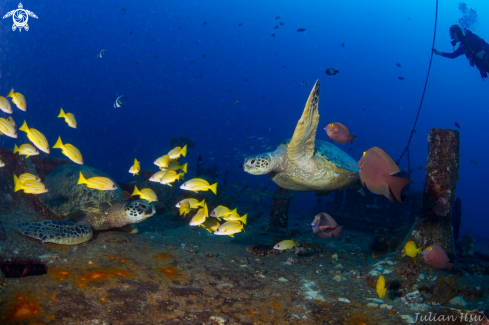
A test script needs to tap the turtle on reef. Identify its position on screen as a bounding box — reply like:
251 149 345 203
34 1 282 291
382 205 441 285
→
243 80 359 194
17 164 156 245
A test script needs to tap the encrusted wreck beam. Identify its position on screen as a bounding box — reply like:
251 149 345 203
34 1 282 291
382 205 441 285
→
396 129 460 262
270 186 294 229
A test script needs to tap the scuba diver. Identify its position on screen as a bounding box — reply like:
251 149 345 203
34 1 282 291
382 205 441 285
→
433 25 489 80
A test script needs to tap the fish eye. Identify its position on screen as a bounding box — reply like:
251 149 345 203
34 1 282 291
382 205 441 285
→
363 152 366 156
329 123 334 127
251 159 255 164
429 247 432 251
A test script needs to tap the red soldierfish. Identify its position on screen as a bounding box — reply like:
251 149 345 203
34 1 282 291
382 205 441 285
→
311 213 343 239
324 122 357 145
358 147 413 203
421 245 455 270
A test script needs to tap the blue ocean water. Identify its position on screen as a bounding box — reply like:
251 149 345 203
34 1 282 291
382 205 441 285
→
0 0 487 237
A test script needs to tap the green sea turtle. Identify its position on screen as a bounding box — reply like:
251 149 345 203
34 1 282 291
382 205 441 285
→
17 164 156 245
243 79 359 194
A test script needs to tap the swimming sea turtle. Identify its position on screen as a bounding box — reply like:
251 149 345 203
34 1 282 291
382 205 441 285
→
243 80 359 194
17 164 156 245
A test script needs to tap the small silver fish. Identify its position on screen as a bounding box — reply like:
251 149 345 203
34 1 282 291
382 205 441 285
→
97 49 106 58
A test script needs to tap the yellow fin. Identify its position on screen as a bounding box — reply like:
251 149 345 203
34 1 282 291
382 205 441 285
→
53 136 64 149
182 162 188 173
132 185 140 196
13 144 19 154
181 144 187 157
77 172 87 185
240 213 248 225
19 120 29 133
58 108 66 118
209 182 218 195
7 88 14 98
13 174 22 192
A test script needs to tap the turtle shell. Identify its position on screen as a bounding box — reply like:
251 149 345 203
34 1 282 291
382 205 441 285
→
41 164 122 218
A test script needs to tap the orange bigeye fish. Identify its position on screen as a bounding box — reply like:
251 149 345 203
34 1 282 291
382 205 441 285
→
357 147 413 203
324 122 356 145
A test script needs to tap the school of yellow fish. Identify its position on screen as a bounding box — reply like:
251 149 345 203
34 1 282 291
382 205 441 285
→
1 88 249 238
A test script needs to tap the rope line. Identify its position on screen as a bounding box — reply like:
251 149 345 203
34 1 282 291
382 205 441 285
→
396 0 439 173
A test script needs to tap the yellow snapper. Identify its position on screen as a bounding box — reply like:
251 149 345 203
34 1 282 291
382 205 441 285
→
154 155 170 168
128 158 140 175
78 172 117 190
376 275 387 299
164 160 188 173
180 178 218 195
0 96 12 114
175 198 205 209
168 145 187 159
58 108 77 128
19 173 41 183
14 143 39 158
404 241 422 258
189 203 208 226
132 185 157 202
160 170 184 186
149 170 166 182
8 116 16 128
198 219 221 233
19 121 49 153
14 175 48 194
179 201 190 216
273 240 297 250
0 117 17 138
210 205 238 221
53 137 83 165
223 213 248 225
7 88 26 111
213 220 244 238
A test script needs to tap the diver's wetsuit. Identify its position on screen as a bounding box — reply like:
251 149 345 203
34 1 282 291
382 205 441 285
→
440 37 489 79
440 45 466 59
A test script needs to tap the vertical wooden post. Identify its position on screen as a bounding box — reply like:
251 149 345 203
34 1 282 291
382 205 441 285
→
270 186 294 229
396 129 460 262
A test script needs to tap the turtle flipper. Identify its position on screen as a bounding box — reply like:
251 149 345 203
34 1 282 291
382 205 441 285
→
288 79 320 162
18 220 93 245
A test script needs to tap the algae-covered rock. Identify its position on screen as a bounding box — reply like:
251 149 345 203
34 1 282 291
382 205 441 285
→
41 164 122 218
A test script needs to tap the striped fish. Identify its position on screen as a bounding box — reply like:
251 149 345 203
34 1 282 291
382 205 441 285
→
180 178 218 195
273 240 298 250
128 158 140 175
210 205 238 221
19 173 41 183
154 155 170 168
165 160 188 173
14 175 48 194
159 170 184 186
14 143 39 158
175 198 205 209
53 137 83 164
149 170 166 182
0 96 12 114
198 218 221 233
77 172 117 190
189 203 208 226
7 88 26 111
19 121 49 153
8 116 16 128
58 108 77 128
179 201 190 216
0 117 17 138
213 220 244 237
222 213 248 225
132 186 157 202
168 145 187 159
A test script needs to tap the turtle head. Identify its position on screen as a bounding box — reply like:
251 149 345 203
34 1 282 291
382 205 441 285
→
124 200 156 223
243 153 275 175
